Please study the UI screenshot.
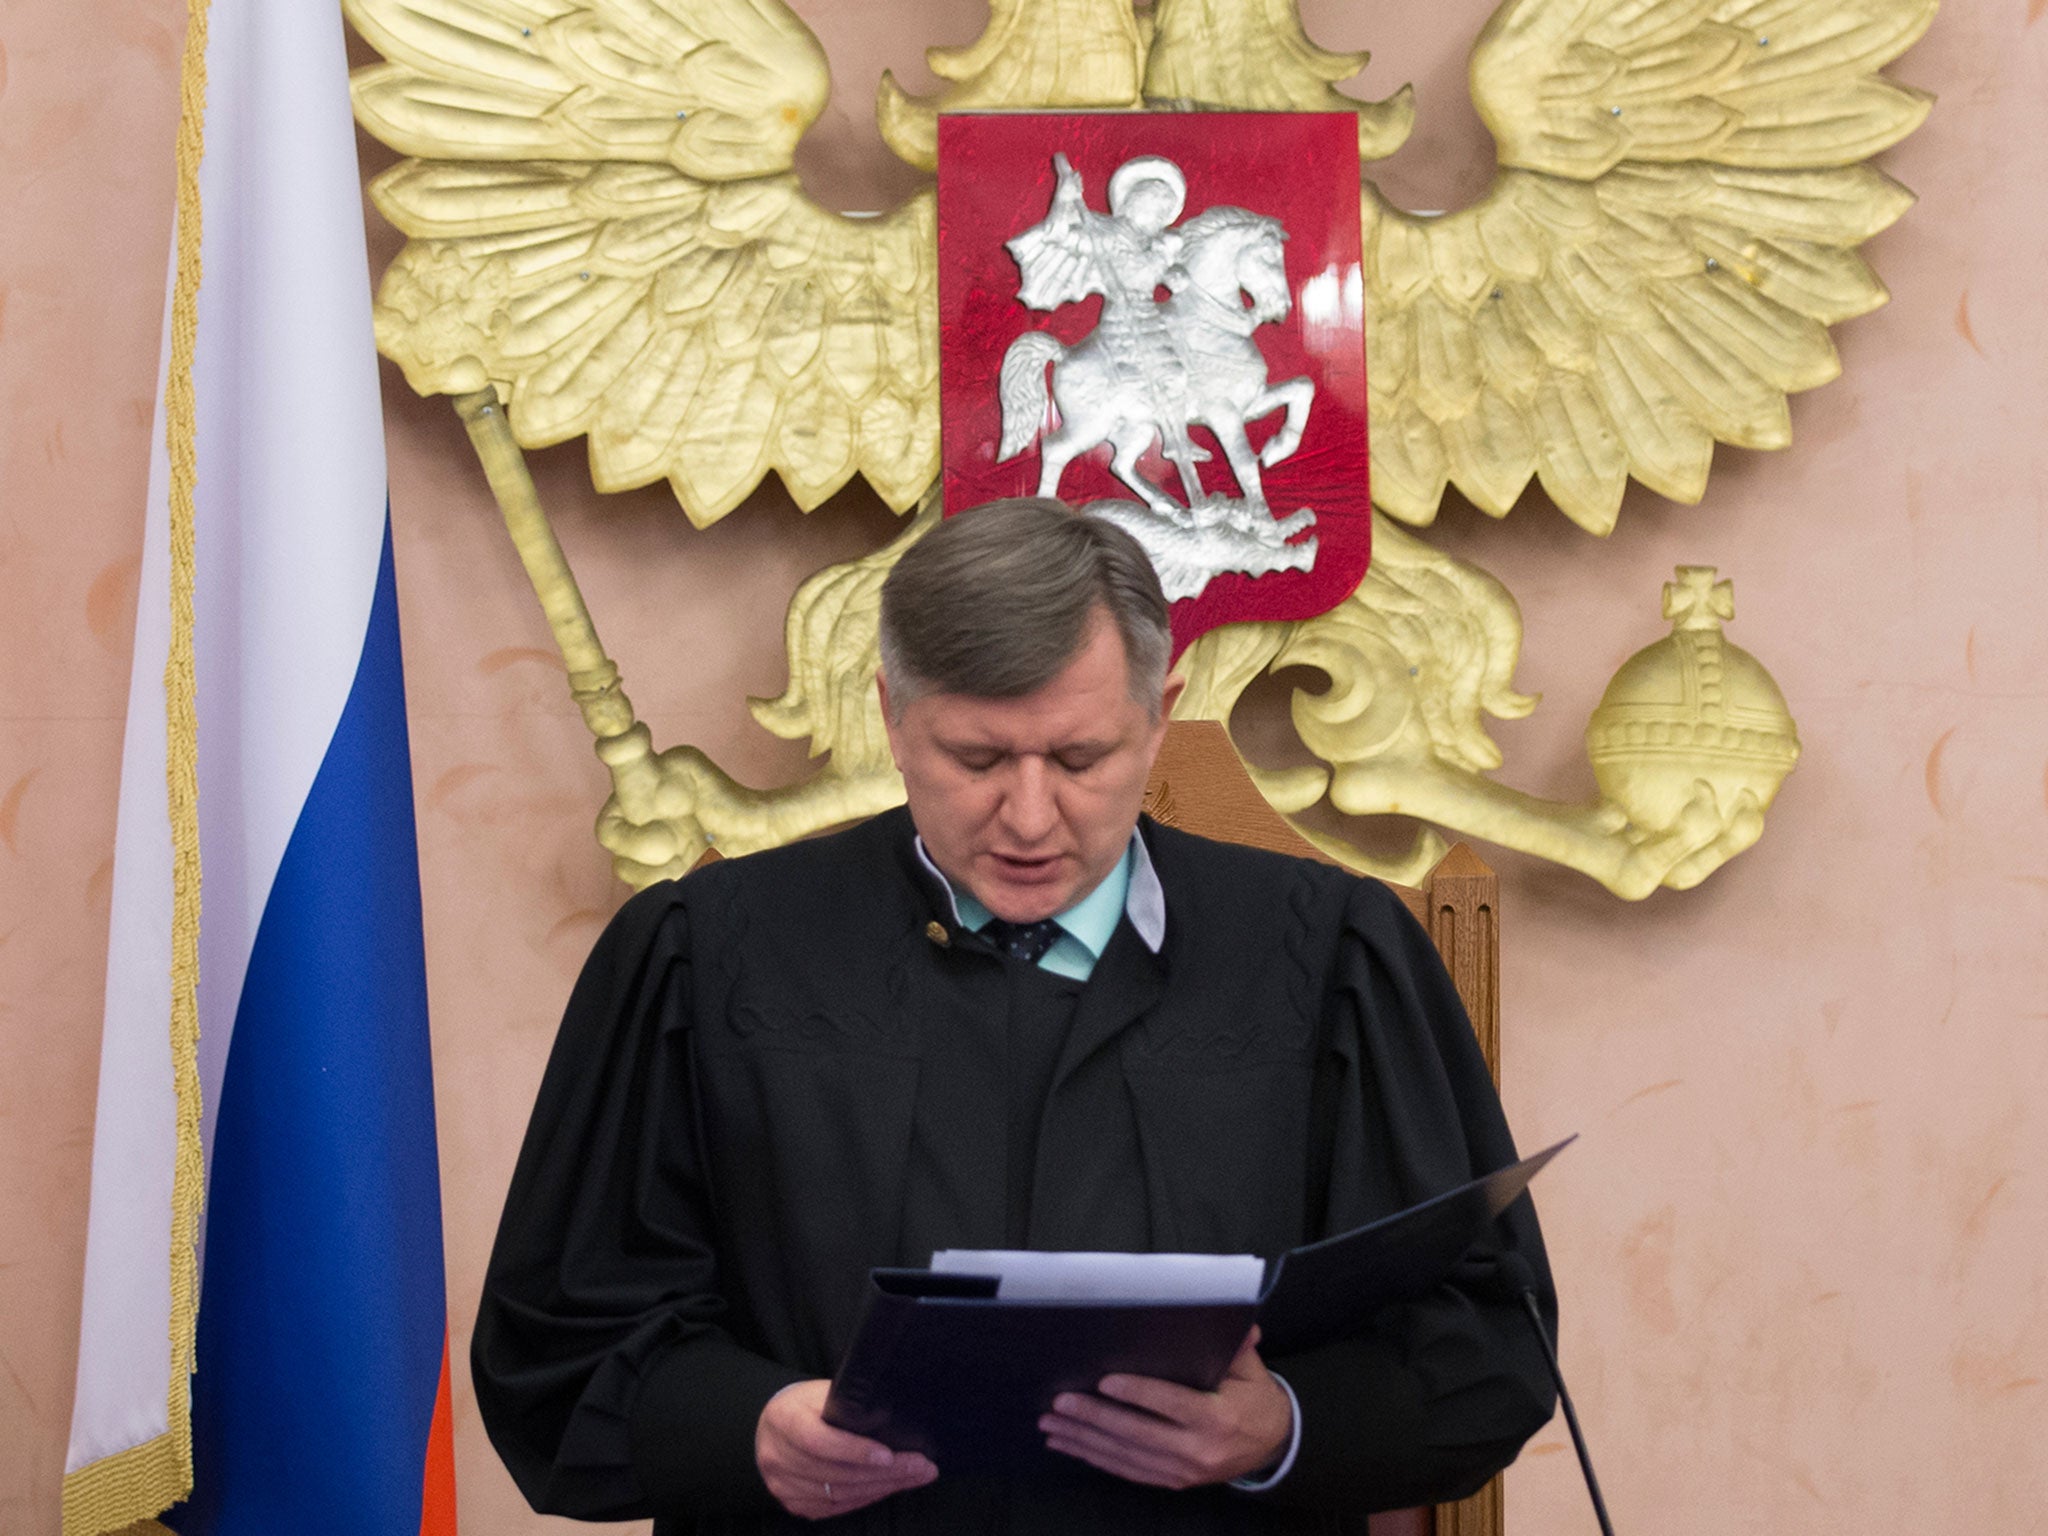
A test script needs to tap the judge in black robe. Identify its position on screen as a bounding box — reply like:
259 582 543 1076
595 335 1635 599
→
472 805 1557 1534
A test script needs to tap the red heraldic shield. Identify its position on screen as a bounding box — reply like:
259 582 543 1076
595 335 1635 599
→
939 112 1368 656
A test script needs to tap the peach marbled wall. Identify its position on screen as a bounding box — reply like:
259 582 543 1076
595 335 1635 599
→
3 2 2043 1534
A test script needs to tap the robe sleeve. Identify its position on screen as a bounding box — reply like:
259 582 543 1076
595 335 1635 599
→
471 881 804 1521
1255 878 1559 1513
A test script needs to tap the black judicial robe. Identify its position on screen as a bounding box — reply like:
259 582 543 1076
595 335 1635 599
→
473 809 1557 1534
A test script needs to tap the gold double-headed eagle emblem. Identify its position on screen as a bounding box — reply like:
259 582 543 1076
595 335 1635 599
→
346 0 1934 898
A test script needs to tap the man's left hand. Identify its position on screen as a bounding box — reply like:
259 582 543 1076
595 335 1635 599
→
1038 1328 1292 1489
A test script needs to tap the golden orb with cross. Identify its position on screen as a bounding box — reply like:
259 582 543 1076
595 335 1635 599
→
1586 569 1803 838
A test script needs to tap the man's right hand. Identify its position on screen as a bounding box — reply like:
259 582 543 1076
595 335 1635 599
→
756 1380 938 1520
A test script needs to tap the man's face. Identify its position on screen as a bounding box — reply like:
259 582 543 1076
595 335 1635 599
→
881 611 1180 924
1121 179 1177 233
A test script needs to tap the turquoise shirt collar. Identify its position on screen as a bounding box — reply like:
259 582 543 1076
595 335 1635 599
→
914 830 1166 980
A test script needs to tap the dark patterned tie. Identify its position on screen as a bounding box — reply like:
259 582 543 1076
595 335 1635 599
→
981 917 1064 965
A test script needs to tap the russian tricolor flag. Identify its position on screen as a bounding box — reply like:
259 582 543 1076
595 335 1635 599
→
63 1 456 1533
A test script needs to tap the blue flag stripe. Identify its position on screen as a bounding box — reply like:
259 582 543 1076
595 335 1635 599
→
171 516 445 1535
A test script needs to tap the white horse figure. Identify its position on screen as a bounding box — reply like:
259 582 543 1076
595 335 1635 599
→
998 205 1315 519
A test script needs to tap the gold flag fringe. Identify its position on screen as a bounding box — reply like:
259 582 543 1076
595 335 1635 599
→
61 0 209 1528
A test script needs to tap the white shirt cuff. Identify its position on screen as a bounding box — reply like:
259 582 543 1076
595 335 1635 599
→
1228 1371 1301 1492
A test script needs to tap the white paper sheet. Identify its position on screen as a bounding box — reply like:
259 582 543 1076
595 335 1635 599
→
929 1248 1265 1302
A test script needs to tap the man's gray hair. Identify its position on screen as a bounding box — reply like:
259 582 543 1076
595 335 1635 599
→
878 498 1172 714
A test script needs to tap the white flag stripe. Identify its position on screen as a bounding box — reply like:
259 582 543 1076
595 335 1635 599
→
66 275 182 1477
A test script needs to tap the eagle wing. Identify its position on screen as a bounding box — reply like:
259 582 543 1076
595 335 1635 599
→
349 0 938 524
1364 0 1935 532
1147 0 1932 890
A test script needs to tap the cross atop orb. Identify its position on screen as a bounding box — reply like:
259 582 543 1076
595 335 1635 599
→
1663 566 1735 631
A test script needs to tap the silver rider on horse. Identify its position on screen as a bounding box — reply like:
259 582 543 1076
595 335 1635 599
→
998 152 1319 600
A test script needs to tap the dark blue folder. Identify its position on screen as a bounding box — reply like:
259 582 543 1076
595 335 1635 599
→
823 1138 1571 1471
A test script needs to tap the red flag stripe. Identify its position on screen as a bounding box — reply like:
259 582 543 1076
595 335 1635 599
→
418 1332 458 1536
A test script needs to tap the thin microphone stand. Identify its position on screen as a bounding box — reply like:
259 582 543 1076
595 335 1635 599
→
1519 1289 1616 1536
